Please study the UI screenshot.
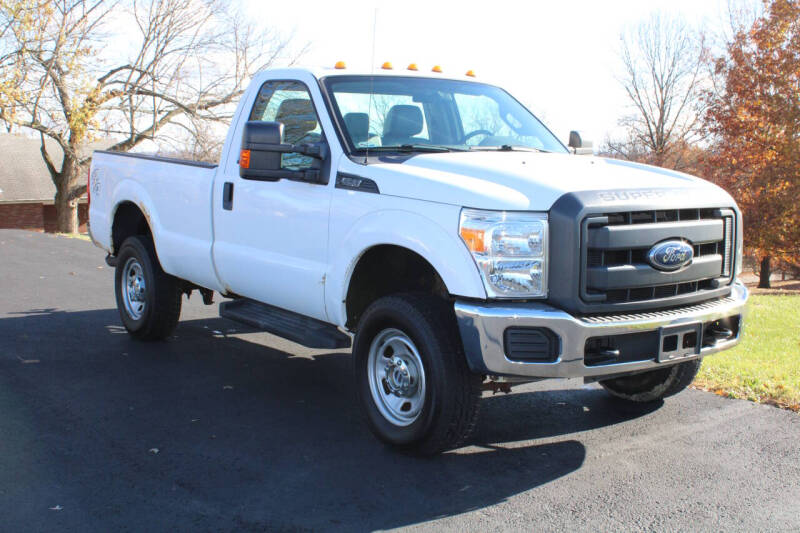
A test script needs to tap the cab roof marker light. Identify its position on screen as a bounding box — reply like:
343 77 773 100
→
334 61 346 69
381 61 393 70
431 65 443 73
465 69 476 77
407 63 418 71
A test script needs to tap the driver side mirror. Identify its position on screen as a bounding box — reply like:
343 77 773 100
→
239 121 327 182
568 130 593 155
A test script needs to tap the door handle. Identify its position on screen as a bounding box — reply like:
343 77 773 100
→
223 182 234 210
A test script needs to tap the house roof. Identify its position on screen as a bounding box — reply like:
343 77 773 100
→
0 134 105 204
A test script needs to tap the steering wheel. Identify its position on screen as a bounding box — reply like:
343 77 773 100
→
463 129 493 143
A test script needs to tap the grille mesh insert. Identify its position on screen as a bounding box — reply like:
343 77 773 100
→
582 208 732 306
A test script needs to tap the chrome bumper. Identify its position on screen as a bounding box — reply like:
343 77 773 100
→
454 282 748 379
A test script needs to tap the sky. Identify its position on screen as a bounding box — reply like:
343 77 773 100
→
241 0 733 147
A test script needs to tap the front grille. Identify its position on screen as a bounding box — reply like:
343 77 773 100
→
602 279 716 303
581 208 735 307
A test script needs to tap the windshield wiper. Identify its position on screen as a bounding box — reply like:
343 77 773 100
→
365 144 467 153
469 145 549 153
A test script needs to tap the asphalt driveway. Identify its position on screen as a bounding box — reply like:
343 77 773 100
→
0 229 798 532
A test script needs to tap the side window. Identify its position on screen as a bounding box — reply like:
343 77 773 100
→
249 80 322 170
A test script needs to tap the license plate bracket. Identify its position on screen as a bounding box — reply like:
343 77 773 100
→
658 322 703 363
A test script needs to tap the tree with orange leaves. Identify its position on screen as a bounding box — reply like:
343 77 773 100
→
704 0 800 288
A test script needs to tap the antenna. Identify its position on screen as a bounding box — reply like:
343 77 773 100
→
365 8 378 164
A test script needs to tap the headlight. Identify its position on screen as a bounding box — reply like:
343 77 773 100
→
459 208 548 298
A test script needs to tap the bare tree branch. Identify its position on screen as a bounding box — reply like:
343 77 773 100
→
0 0 305 231
604 13 709 171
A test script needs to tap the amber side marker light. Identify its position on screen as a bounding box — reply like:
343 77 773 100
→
431 65 443 73
465 69 476 77
239 149 251 169
334 61 346 69
407 63 418 71
381 61 393 70
460 227 486 253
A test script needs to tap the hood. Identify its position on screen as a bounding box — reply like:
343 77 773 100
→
364 151 732 211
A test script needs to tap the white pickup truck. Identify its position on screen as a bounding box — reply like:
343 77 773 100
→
89 66 747 454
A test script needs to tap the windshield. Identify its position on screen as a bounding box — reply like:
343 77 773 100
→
322 76 568 154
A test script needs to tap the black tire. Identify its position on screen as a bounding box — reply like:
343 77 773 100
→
353 293 482 455
114 235 182 341
599 358 702 403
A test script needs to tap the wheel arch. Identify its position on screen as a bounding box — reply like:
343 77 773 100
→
344 244 449 329
328 209 487 329
111 201 154 255
108 179 168 271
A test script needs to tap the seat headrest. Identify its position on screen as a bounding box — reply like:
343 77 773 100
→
343 112 369 145
275 98 318 141
383 105 423 138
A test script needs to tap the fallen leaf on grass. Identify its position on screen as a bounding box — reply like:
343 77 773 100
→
223 385 234 390
49 506 62 511
17 357 40 364
149 448 159 454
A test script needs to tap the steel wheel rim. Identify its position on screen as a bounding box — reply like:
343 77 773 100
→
367 328 427 427
122 257 147 320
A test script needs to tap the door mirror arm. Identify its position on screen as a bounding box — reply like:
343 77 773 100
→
245 141 327 160
238 168 321 183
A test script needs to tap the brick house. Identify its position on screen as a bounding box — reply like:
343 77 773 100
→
0 134 90 233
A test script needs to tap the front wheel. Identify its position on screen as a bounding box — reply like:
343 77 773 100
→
599 359 702 403
114 235 182 341
354 293 482 455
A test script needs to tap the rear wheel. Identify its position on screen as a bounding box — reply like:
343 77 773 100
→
599 359 702 403
354 293 482 455
114 235 182 341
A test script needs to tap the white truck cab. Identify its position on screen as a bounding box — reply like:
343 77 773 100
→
89 66 747 454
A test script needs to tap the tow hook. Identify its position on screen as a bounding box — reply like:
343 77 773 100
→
707 325 734 346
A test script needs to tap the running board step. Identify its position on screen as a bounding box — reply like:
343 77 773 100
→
219 299 351 349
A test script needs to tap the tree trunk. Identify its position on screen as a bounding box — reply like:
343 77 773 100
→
54 189 79 233
758 255 772 289
52 155 84 234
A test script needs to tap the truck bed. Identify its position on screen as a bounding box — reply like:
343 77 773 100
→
89 150 223 292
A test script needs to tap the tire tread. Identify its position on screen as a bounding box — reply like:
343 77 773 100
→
116 235 182 341
355 293 482 455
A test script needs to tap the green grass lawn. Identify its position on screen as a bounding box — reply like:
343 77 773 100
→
694 294 800 411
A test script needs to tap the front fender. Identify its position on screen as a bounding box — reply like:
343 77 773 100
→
326 207 486 328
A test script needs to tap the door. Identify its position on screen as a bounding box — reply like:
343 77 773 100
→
212 79 333 321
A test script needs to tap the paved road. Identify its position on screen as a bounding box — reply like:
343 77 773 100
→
1 229 798 532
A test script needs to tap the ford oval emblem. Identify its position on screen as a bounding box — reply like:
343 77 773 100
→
647 240 694 271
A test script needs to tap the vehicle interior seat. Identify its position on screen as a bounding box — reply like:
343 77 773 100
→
343 112 370 146
382 105 425 147
275 98 319 144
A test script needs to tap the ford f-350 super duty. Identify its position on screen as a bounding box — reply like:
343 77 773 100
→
89 66 747 454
